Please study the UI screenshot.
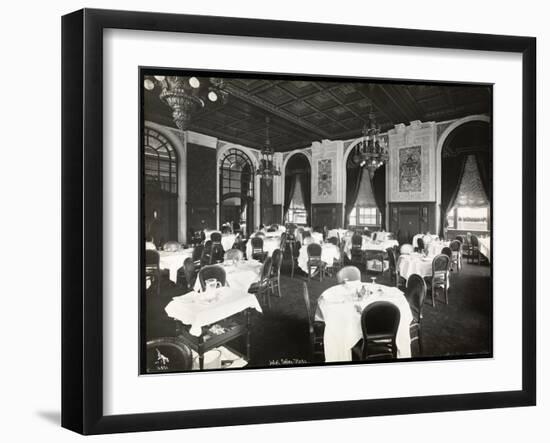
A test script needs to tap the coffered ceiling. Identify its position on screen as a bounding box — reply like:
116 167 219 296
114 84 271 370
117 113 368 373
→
143 77 491 152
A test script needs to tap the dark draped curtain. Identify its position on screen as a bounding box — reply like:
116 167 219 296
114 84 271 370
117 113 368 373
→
345 166 363 227
475 151 491 203
299 172 311 226
372 165 386 228
283 174 296 220
440 155 468 237
240 164 251 227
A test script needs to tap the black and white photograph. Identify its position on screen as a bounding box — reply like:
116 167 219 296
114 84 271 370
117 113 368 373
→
141 70 493 373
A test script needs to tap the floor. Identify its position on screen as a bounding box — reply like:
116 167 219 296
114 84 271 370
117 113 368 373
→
146 252 492 370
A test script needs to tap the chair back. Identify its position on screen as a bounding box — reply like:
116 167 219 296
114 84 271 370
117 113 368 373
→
271 249 283 274
224 248 243 261
251 236 264 251
145 249 160 268
455 235 465 244
450 240 461 252
259 257 273 282
302 231 312 240
432 254 451 284
327 236 338 246
372 232 377 241
386 247 397 272
307 243 322 259
441 246 452 258
351 233 363 248
400 243 414 255
406 274 427 322
361 301 401 341
198 265 227 291
192 244 204 263
182 257 195 289
279 232 287 250
200 240 213 266
470 234 480 247
211 243 225 263
417 237 425 252
210 232 222 244
302 281 313 327
336 266 361 283
146 338 192 373
255 231 266 238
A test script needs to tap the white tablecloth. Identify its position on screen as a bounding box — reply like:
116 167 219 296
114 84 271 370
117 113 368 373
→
297 243 340 273
315 281 412 362
478 237 491 261
397 253 433 282
193 260 262 293
373 231 392 241
344 236 399 259
220 234 237 251
310 232 324 244
427 240 450 256
165 287 262 336
327 229 351 241
246 236 281 259
412 234 439 249
158 249 194 282
296 227 312 244
262 226 286 238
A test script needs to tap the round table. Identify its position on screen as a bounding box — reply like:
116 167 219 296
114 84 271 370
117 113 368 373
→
344 236 399 259
315 281 412 362
297 243 340 273
397 253 451 288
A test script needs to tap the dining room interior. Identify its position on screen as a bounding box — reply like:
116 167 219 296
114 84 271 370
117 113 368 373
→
142 72 492 373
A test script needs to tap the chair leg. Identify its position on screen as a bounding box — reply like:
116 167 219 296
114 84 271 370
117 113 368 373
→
418 325 423 355
445 283 449 304
431 288 435 308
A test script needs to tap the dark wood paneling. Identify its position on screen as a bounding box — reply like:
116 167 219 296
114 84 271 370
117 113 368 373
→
311 204 343 229
187 143 217 231
389 202 436 244
272 204 283 225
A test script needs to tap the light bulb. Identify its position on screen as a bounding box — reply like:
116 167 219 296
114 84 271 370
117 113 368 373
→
144 79 155 90
154 75 165 81
189 77 200 88
208 90 218 102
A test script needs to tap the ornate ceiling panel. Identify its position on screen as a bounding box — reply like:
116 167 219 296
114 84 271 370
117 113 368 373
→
143 76 491 152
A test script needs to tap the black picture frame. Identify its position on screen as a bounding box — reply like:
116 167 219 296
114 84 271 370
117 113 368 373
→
61 8 536 435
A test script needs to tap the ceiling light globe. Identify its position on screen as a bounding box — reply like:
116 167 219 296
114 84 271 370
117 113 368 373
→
189 77 200 88
153 75 165 81
144 79 155 90
208 91 218 102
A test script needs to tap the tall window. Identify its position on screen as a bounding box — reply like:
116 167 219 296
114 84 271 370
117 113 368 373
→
446 154 489 232
286 178 308 224
144 128 178 193
220 149 254 198
348 169 381 228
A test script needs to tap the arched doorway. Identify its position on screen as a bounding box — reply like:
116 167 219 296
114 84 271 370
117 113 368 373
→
440 121 491 238
283 153 311 225
219 148 255 236
144 127 179 247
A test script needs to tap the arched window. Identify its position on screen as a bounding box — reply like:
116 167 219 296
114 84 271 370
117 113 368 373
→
144 127 178 194
219 149 255 234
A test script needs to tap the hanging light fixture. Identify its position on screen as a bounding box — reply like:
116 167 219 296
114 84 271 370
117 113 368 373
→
256 116 281 182
143 75 228 131
352 108 389 177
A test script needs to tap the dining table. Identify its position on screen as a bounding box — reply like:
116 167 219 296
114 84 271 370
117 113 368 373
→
165 286 263 369
412 233 439 249
315 280 413 362
158 248 194 282
343 235 399 260
297 243 341 273
245 236 281 258
193 259 262 293
397 252 451 287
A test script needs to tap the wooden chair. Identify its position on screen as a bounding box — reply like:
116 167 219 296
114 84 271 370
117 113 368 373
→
424 254 451 307
416 237 425 254
146 337 193 373
301 281 324 362
406 274 427 355
270 249 283 298
250 236 267 262
350 233 364 266
353 301 401 360
336 265 361 283
200 240 213 267
449 240 462 272
248 257 273 309
197 265 227 291
386 247 400 287
210 243 225 264
441 246 452 259
192 244 204 269
145 249 164 297
306 243 326 282
467 235 481 264
210 232 222 244
176 257 196 291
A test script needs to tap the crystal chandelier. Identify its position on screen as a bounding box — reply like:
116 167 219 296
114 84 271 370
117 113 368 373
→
256 117 281 182
144 75 228 131
353 110 389 177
